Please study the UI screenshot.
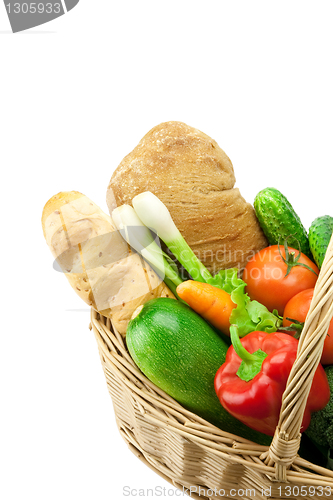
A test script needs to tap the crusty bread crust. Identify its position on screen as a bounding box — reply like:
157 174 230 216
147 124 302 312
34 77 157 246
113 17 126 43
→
42 191 174 335
42 191 84 236
107 121 235 212
42 191 100 308
107 121 268 274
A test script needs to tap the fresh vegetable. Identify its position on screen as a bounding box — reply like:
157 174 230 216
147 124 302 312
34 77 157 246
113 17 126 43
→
126 297 271 445
132 191 212 283
283 288 333 365
253 187 312 259
306 366 333 450
309 215 333 269
243 243 319 316
176 281 236 336
112 204 183 294
176 277 282 337
214 327 330 436
132 192 281 337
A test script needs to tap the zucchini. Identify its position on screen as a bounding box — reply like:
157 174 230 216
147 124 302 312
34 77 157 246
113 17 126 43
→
126 297 271 445
309 215 333 268
254 187 312 259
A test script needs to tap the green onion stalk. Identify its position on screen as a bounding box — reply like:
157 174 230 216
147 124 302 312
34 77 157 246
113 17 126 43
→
132 191 213 283
131 191 282 337
112 204 183 296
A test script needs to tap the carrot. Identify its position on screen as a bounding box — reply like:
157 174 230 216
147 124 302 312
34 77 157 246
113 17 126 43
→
176 281 236 336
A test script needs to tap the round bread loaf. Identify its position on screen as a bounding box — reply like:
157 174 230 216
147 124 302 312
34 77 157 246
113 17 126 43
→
107 121 268 275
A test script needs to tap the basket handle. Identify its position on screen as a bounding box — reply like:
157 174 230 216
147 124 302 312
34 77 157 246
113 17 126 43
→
265 232 333 481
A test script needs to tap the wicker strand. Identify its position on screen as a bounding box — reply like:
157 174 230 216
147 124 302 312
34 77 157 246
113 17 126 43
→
264 430 301 482
91 308 333 496
266 232 333 480
90 233 333 495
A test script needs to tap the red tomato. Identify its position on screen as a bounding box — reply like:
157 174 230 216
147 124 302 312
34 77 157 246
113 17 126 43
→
283 288 333 365
243 245 319 316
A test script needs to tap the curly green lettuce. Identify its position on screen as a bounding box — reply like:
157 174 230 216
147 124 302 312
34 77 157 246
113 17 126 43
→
206 267 282 337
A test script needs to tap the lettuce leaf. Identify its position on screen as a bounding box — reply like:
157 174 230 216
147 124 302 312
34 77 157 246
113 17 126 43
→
206 267 245 293
206 268 282 337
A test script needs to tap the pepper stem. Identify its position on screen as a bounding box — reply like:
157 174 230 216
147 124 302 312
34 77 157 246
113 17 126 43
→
230 325 268 382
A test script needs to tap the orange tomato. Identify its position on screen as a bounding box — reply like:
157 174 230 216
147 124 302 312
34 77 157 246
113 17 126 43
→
283 288 333 365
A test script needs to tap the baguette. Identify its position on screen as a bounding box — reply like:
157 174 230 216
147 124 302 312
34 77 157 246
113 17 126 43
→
42 191 175 335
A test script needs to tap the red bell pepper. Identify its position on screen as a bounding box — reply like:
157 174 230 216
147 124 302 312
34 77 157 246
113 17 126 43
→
214 326 330 436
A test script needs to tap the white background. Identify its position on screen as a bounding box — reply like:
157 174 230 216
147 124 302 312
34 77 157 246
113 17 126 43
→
1 2 333 499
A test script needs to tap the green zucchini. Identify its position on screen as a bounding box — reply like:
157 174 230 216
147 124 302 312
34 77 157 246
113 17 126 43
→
309 215 333 268
126 297 271 445
254 187 312 258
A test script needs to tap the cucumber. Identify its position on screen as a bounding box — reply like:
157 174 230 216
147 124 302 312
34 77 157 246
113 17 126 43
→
126 297 271 445
309 215 333 268
254 187 312 258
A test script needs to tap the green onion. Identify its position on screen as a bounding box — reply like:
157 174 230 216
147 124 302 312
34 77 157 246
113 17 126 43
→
112 204 183 291
132 191 212 283
129 192 282 336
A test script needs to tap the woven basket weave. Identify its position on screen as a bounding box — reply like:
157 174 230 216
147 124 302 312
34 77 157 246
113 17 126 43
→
91 234 333 500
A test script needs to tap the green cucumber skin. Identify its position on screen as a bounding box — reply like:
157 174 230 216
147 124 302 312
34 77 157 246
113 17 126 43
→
254 187 312 259
309 216 333 268
126 298 271 445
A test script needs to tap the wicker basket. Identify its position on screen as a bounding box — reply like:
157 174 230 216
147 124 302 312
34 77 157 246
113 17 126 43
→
91 234 333 500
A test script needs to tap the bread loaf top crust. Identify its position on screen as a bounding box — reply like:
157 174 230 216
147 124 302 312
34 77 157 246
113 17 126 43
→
107 121 267 274
107 121 235 212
